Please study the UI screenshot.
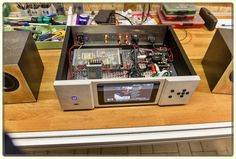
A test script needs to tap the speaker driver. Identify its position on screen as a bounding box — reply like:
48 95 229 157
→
4 72 19 92
229 71 233 82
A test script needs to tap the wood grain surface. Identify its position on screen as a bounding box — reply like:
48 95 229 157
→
213 61 232 94
9 3 232 13
4 28 232 133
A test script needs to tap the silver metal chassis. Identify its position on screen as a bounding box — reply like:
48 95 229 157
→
54 75 200 110
9 122 232 150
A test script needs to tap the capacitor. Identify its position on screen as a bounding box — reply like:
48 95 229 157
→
150 64 156 74
138 55 147 59
154 63 160 73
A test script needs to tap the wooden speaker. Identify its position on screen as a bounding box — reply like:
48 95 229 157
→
202 28 232 94
3 31 44 103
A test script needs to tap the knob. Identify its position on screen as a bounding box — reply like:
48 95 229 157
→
131 34 139 44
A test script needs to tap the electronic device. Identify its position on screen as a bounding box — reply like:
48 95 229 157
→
162 3 197 15
76 14 90 25
157 10 205 28
3 31 44 104
199 7 218 31
54 25 200 110
94 10 116 24
160 6 195 21
202 28 232 94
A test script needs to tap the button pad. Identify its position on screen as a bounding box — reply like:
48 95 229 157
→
168 89 190 99
158 77 200 106
176 89 190 98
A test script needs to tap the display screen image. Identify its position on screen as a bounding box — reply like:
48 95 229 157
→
97 82 160 104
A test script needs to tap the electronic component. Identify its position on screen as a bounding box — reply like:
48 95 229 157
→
87 63 102 79
148 35 156 43
131 34 139 44
76 32 85 44
199 7 218 31
154 64 160 73
94 10 115 24
69 45 175 80
72 48 121 66
150 64 156 75
55 25 200 111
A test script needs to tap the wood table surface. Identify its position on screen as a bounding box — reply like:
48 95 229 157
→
4 27 232 133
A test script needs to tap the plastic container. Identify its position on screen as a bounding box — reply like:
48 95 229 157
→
157 10 205 28
160 7 195 21
162 3 197 15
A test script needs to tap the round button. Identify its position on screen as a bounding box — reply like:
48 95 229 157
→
171 90 174 93
183 89 186 92
186 92 189 95
168 95 172 98
180 95 184 98
177 92 180 95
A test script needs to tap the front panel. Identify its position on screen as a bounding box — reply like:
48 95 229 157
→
54 81 94 110
54 78 165 110
158 76 200 105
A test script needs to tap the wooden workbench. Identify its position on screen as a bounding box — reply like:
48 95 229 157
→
4 27 232 133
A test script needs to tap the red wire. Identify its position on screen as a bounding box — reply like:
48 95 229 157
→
68 44 79 80
132 43 139 48
168 48 174 60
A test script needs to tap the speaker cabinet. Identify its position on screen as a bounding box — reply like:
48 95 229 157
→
202 28 232 94
3 31 44 103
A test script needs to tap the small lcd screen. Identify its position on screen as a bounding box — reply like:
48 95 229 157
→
97 82 159 104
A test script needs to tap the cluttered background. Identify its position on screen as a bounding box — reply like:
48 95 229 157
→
3 3 232 50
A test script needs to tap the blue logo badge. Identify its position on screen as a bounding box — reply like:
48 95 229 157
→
71 96 78 101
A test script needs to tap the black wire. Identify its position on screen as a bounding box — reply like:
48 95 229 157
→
142 3 151 24
141 4 146 23
129 45 142 77
113 12 133 25
179 29 188 41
